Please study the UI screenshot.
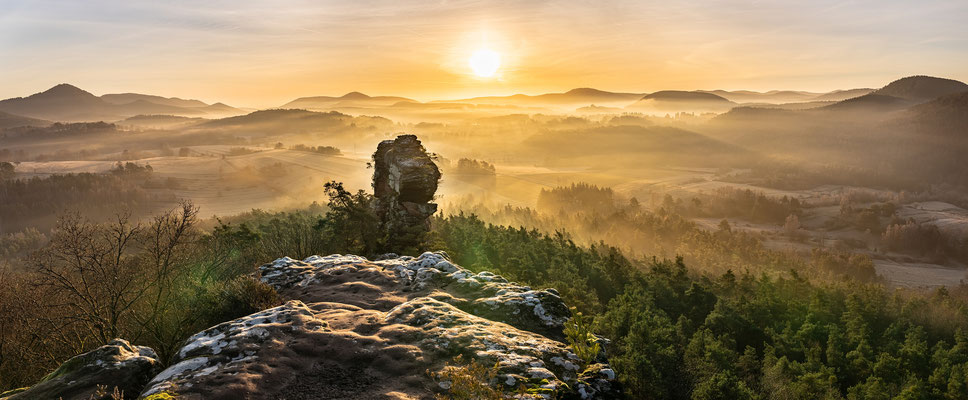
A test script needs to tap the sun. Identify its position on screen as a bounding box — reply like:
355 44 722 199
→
469 49 501 78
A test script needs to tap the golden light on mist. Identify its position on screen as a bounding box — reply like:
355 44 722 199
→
469 49 501 78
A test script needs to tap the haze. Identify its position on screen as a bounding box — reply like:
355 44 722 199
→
2 0 967 106
4 2 968 399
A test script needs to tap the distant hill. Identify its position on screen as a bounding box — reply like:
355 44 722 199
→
101 93 208 108
120 114 207 129
575 104 625 113
895 91 968 135
873 76 968 103
0 110 50 129
440 88 645 108
708 76 968 187
524 124 751 167
819 93 914 112
626 91 736 113
282 92 418 110
699 90 820 104
198 109 393 135
711 106 802 125
742 101 836 110
809 88 874 102
200 102 246 116
113 99 208 116
0 84 117 121
0 84 244 122
103 93 243 117
699 88 875 104
640 91 732 102
814 76 967 113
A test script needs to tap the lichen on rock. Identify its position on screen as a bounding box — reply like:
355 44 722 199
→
139 300 328 398
136 251 620 399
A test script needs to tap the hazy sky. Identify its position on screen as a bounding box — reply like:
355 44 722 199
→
1 0 966 107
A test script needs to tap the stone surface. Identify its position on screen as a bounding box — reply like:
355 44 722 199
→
135 252 621 399
3 339 161 400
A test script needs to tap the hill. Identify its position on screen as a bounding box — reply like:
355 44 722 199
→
0 110 50 129
524 124 751 167
100 93 208 108
281 92 417 110
809 88 874 102
196 109 393 137
440 88 645 108
895 91 968 135
813 76 966 113
626 90 736 113
0 84 246 122
575 104 626 113
120 114 207 129
0 84 116 121
113 99 208 116
819 93 914 112
199 102 246 116
699 89 819 104
873 75 968 103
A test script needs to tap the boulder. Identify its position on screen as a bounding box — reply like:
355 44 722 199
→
138 252 620 399
139 252 615 398
139 300 336 399
259 251 572 337
3 339 161 400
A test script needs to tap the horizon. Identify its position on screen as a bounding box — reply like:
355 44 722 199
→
2 0 966 108
0 76 938 110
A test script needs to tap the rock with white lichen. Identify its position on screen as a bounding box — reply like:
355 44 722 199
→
136 251 620 399
2 339 161 400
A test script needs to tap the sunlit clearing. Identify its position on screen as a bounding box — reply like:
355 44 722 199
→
469 49 501 78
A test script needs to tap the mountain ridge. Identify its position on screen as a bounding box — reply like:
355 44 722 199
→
0 84 244 122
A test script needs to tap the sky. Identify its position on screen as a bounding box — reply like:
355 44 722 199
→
1 0 966 108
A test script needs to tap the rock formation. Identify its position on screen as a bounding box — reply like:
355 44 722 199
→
140 252 621 399
1 339 161 400
6 253 620 399
371 135 441 250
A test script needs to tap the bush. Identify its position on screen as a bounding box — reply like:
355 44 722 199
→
197 276 280 328
563 307 601 366
431 355 505 400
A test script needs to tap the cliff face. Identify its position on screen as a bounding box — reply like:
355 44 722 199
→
140 251 621 399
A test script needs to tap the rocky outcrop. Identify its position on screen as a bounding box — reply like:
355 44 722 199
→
2 339 161 400
371 135 441 249
139 252 621 399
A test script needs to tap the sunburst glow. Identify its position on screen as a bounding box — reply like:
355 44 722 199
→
469 49 501 78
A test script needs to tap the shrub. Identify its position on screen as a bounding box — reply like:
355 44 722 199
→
431 355 504 400
197 276 281 327
563 307 601 366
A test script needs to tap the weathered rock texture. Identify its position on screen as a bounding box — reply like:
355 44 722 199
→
2 339 161 400
371 134 441 249
138 252 621 399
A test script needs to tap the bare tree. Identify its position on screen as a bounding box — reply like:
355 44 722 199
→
34 201 199 348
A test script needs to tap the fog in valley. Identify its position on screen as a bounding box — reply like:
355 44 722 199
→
5 75 968 400
4 76 967 289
